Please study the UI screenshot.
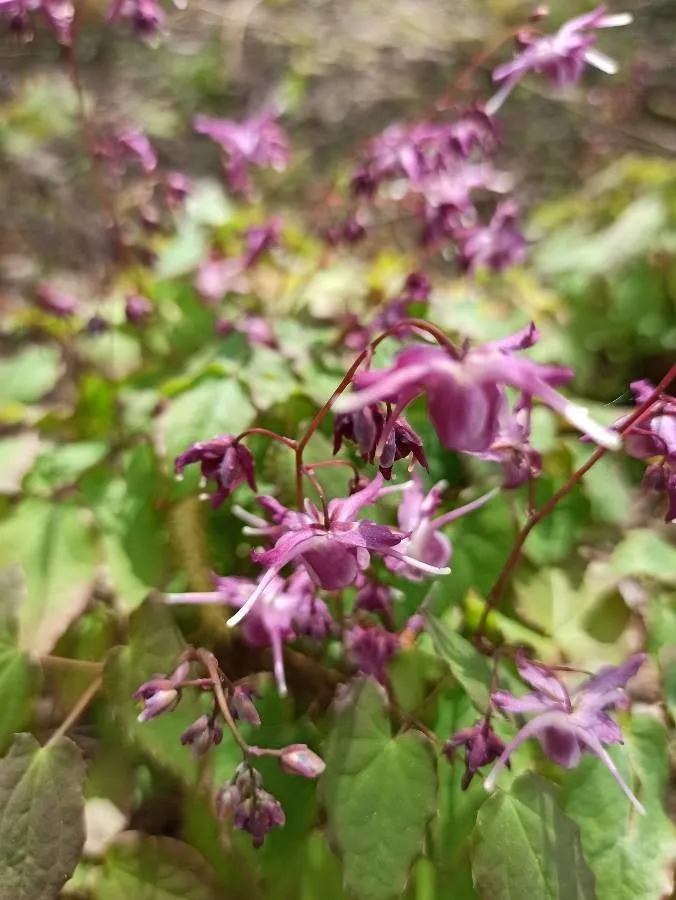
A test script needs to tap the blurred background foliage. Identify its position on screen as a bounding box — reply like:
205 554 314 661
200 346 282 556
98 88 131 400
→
1 1 676 898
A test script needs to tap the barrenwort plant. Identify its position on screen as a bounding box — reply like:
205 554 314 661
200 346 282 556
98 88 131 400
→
0 3 675 899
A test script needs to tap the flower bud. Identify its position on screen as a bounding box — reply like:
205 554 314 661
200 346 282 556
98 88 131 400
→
230 685 261 726
279 744 326 779
215 783 241 821
180 715 223 758
133 678 180 722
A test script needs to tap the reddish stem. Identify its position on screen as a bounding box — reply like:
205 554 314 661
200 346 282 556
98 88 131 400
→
234 427 298 451
474 364 676 640
294 318 458 507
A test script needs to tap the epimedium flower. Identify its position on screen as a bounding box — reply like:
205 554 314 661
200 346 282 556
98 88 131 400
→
485 651 647 813
619 379 676 523
35 283 78 318
166 569 329 696
125 293 153 324
456 200 527 274
133 660 190 722
334 323 621 453
445 719 508 790
194 110 290 195
332 405 428 480
107 0 185 40
227 474 451 630
487 6 634 115
175 435 257 508
385 474 498 580
469 392 542 488
345 624 399 685
216 763 285 849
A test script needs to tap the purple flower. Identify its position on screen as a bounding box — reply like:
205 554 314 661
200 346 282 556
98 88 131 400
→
457 201 527 273
180 714 224 759
445 719 508 790
618 380 676 523
227 475 450 631
175 435 256 508
195 253 246 304
164 171 191 208
354 577 396 627
335 324 621 453
167 569 324 696
0 0 74 43
229 684 261 726
35 283 78 317
107 0 183 38
125 293 153 324
217 315 278 349
486 651 647 813
96 127 158 177
487 6 633 114
133 661 189 723
194 111 290 195
242 219 282 267
469 392 542 488
385 475 497 580
332 406 428 480
345 625 399 685
216 763 285 849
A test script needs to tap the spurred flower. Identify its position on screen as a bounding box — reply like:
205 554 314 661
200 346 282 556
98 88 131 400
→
345 624 399 685
354 577 396 627
335 323 620 453
486 651 647 813
332 406 428 480
107 0 184 39
226 475 450 631
487 6 633 114
194 110 290 195
385 475 497 580
133 660 190 722
167 569 327 696
618 380 676 523
445 719 508 790
175 435 257 508
457 200 527 273
217 315 278 349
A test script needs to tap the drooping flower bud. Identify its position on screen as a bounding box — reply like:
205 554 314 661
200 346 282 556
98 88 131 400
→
216 763 285 848
175 435 257 507
35 283 78 318
445 720 508 790
180 714 224 758
125 293 153 324
278 744 326 779
230 685 261 726
133 678 180 722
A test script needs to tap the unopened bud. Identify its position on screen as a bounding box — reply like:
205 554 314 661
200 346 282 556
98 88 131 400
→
215 783 241 821
180 715 223 758
230 685 261 726
133 679 179 722
279 744 326 779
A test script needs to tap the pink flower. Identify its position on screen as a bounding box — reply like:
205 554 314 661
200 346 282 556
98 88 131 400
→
335 324 620 453
175 435 256 508
486 651 646 813
487 6 633 114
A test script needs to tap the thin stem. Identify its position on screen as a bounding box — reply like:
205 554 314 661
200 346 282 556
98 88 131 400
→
302 467 330 528
234 427 298 451
197 649 249 758
475 365 676 640
45 675 102 749
294 318 458 507
41 655 103 673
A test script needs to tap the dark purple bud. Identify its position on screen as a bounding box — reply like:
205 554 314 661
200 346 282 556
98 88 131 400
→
354 579 394 627
125 293 153 324
345 625 398 685
133 678 180 722
230 685 261 726
35 283 78 318
279 744 326 779
164 171 192 209
175 435 257 507
180 714 223 758
234 790 286 848
85 315 109 336
401 271 431 303
391 418 429 473
215 783 240 821
445 720 508 790
242 218 282 267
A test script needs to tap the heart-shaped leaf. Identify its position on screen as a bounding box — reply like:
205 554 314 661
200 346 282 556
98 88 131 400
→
321 679 437 900
0 734 86 900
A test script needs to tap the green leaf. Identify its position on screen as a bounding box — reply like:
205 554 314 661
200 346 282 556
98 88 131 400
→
471 773 596 900
322 678 437 900
0 433 41 494
157 376 256 464
424 616 491 711
0 499 96 658
0 734 85 900
560 714 676 900
23 441 108 494
0 636 36 750
83 445 168 613
99 833 217 900
240 346 299 411
102 599 203 781
0 345 63 405
609 530 676 585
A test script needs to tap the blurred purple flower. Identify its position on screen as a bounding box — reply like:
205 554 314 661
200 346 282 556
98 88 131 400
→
194 110 290 195
486 651 646 813
469 392 543 488
335 323 620 453
618 379 676 523
332 405 428 480
242 218 282 266
0 0 73 43
487 6 633 114
445 719 508 790
35 283 78 317
385 474 497 580
195 253 246 304
217 315 278 349
354 577 396 627
164 171 192 208
175 434 257 508
457 201 527 273
125 293 153 324
96 127 158 177
345 625 399 684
